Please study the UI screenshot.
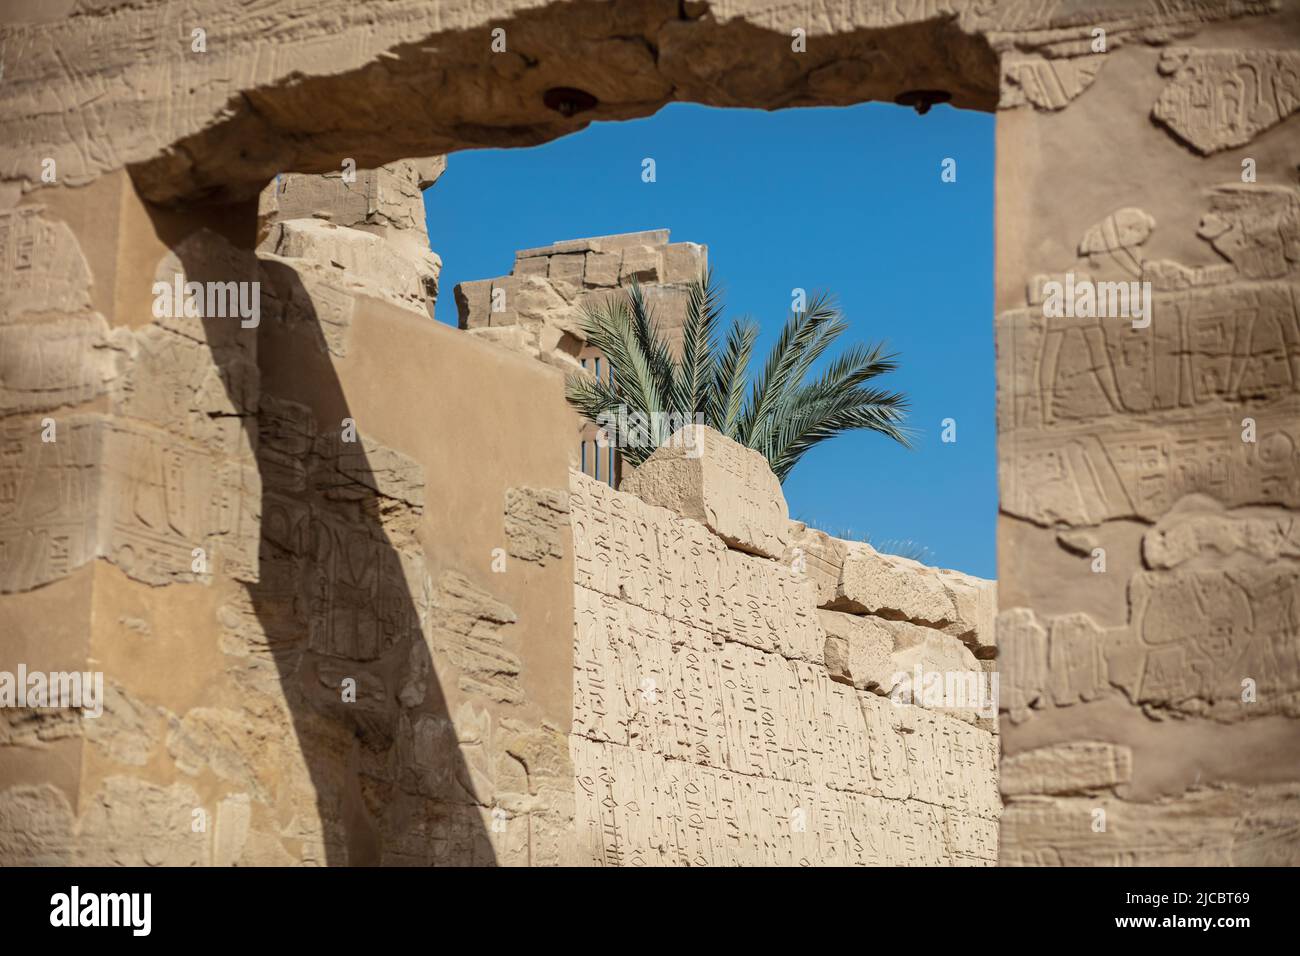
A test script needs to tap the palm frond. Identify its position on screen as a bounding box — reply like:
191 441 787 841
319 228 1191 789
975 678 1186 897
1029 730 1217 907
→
707 318 758 440
565 278 910 482
671 272 721 419
739 292 840 446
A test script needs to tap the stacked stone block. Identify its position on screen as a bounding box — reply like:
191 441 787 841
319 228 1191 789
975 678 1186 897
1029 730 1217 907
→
455 230 707 370
569 427 1000 865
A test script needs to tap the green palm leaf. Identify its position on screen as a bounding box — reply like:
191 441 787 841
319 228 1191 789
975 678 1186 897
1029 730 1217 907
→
565 277 909 481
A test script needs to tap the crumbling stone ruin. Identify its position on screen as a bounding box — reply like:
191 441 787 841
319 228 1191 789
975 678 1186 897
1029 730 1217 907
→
2 0 1299 866
571 427 998 865
457 230 709 486
456 229 707 371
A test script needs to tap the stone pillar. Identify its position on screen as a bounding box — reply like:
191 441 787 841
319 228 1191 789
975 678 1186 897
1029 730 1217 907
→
1 170 263 863
995 13 1300 865
1 162 578 866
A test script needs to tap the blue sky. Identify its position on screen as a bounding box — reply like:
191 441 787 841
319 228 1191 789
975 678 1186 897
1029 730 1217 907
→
424 102 995 578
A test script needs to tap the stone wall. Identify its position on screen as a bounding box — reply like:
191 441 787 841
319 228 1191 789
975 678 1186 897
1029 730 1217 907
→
456 229 707 368
457 230 708 484
568 426 999 865
2 0 1299 866
994 11 1300 865
0 167 577 866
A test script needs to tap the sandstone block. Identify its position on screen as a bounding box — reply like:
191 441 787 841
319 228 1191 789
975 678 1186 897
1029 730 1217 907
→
513 255 549 276
819 610 893 691
584 251 621 287
454 278 492 329
510 275 571 320
619 245 661 283
619 425 789 559
936 569 998 654
784 522 848 606
1001 742 1132 797
660 241 707 283
829 543 957 625
257 158 444 261
593 230 670 251
885 621 983 689
263 218 438 317
827 544 996 650
548 253 585 287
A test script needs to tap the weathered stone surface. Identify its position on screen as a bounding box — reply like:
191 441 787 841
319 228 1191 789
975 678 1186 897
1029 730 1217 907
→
1002 784 1300 866
1154 48 1300 154
2 0 1272 204
583 251 620 287
784 521 848 606
3 0 1297 871
0 785 75 865
620 425 790 559
1195 184 1300 280
1000 559 1300 725
618 244 661 283
0 314 128 414
261 217 439 320
0 208 93 319
431 571 523 705
258 157 445 258
829 542 996 649
660 242 707 284
1001 742 1133 797
504 487 568 567
1143 497 1300 568
0 412 259 592
819 609 893 692
1001 54 1106 110
458 230 704 376
1000 186 1300 531
1078 207 1155 275
889 623 983 685
570 470 998 865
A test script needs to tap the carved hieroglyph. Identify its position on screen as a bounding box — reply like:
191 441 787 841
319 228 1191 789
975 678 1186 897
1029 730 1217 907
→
1001 189 1300 528
0 226 261 593
570 469 999 865
0 0 1277 203
619 425 791 560
999 30 1300 865
1002 784 1300 866
4 0 1297 869
1153 48 1300 154
1000 54 1106 111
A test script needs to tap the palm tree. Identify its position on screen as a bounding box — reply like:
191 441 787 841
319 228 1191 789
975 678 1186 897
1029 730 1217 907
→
564 274 910 482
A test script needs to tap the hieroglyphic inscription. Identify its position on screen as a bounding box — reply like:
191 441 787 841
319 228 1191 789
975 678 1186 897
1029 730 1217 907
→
1000 560 1300 723
569 471 999 866
1153 48 1300 154
0 416 102 592
1002 785 1300 866
0 208 94 320
1000 283 1300 433
619 424 791 560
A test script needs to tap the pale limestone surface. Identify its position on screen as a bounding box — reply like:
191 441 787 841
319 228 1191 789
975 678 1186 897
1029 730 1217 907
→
620 424 790 559
571 469 999 866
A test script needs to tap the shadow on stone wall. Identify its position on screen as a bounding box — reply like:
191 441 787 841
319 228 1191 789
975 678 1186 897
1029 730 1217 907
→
156 206 496 865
